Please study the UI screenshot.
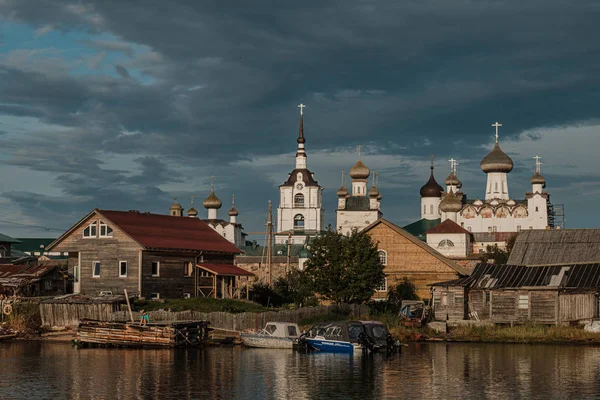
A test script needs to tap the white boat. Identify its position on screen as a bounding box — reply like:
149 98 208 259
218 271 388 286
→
240 322 300 349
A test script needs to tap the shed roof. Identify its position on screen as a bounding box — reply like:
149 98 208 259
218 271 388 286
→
508 229 600 266
198 263 253 276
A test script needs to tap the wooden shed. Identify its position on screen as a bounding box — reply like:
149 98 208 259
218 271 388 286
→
431 263 600 325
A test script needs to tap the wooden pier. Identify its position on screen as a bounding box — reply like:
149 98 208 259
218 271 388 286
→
77 320 211 348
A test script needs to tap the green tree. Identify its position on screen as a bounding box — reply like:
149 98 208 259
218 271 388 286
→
479 234 517 264
304 228 385 304
273 269 317 307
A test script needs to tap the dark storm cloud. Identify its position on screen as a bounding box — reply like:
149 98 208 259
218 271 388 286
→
0 0 599 231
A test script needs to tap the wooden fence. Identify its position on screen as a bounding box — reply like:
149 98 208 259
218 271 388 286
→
41 303 369 330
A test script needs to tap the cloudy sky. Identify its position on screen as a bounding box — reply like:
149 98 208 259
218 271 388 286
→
0 1 599 239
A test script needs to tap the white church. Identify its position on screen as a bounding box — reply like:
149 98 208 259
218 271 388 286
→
419 122 550 236
274 104 325 245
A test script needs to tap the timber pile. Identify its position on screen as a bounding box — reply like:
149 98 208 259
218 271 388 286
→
77 320 210 348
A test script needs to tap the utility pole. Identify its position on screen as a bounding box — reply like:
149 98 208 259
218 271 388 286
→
266 200 273 286
286 231 292 275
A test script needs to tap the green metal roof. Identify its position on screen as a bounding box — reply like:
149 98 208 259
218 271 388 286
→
0 233 21 244
13 238 56 253
402 218 441 241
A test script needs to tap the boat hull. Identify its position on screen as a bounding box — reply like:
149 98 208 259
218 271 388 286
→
240 333 295 349
304 338 358 354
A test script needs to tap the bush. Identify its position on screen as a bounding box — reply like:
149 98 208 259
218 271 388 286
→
249 283 285 307
368 277 419 316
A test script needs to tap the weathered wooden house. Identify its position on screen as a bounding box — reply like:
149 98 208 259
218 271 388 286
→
363 219 469 299
432 263 600 324
0 260 70 297
46 209 250 299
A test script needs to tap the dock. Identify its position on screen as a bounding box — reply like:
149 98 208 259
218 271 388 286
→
77 320 211 348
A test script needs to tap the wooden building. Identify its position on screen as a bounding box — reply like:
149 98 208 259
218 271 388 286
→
432 263 600 324
46 209 250 299
363 219 469 299
0 260 69 297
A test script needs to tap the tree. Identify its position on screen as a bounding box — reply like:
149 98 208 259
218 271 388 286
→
479 234 517 264
303 228 385 304
273 269 317 307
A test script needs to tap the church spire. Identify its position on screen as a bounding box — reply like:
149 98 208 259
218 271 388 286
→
295 103 307 169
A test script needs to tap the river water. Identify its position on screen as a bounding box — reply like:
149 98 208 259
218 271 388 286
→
2 341 600 399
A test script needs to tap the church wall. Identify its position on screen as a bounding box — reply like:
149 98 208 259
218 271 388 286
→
367 223 462 299
427 233 469 257
421 197 441 220
336 210 379 236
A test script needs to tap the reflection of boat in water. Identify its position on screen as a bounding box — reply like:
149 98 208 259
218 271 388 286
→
240 322 300 349
298 321 401 355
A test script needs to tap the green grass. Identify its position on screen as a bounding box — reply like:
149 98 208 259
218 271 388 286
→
135 297 273 313
448 324 600 344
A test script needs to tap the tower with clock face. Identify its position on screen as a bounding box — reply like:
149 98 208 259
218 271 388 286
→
275 105 325 245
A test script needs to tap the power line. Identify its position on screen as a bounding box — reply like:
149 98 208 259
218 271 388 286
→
0 219 66 232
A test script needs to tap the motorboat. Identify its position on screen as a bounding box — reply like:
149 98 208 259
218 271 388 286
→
240 322 300 349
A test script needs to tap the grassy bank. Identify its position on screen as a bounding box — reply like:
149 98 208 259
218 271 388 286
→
2 302 41 336
136 297 273 313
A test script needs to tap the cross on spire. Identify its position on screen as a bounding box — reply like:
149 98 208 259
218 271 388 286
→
492 122 502 143
448 158 458 174
534 155 543 173
231 194 235 206
430 154 435 168
210 176 215 192
341 169 345 186
357 145 362 159
297 103 306 116
190 195 195 206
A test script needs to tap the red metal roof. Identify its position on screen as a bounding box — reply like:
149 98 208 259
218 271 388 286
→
99 210 240 254
426 219 471 235
198 263 253 276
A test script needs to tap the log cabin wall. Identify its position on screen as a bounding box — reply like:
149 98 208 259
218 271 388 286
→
558 293 597 324
468 290 491 320
432 286 467 320
53 213 142 296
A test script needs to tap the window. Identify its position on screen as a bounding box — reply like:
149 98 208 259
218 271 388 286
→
485 291 491 305
492 226 498 232
430 205 434 214
517 225 522 232
438 239 455 248
376 277 388 292
535 207 539 212
488 226 492 233
185 262 193 277
74 265 79 283
467 226 472 232
99 221 113 237
83 222 97 238
518 294 529 309
287 325 298 337
294 193 305 207
92 261 101 277
150 293 160 300
119 261 127 277
494 182 498 191
265 324 277 334
151 261 160 277
378 250 387 265
423 204 427 214
293 214 305 229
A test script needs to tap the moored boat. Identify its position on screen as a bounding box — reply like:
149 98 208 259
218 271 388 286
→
240 322 300 349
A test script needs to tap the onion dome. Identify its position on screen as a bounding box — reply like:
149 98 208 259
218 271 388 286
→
349 160 370 179
337 185 349 197
480 143 514 173
444 172 462 189
377 192 382 201
187 207 198 217
530 171 546 187
420 167 443 198
170 199 183 211
228 206 239 217
203 191 222 209
439 190 463 213
369 185 380 198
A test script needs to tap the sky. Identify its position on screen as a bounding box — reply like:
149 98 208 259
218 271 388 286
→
0 1 599 240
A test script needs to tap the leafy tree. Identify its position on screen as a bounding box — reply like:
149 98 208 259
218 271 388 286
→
479 234 517 264
273 269 317 307
304 227 385 304
387 277 419 304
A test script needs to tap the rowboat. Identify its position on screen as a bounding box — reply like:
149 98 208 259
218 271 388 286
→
240 322 300 349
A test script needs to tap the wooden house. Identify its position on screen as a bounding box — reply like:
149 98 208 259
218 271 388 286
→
0 260 70 297
432 263 600 324
363 219 469 299
46 209 250 299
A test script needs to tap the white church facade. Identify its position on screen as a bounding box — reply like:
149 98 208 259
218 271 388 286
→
420 122 550 236
275 105 325 245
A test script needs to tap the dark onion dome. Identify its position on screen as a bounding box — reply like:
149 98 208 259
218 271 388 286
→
203 191 222 209
480 143 514 173
530 171 546 187
228 206 239 216
337 185 349 197
349 159 370 179
369 185 380 198
439 190 463 213
420 166 444 198
187 207 198 217
444 172 462 188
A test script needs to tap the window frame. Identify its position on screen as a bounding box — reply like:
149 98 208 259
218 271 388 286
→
294 193 305 208
83 221 98 238
150 293 160 300
119 260 128 278
184 262 193 277
293 214 305 229
378 250 387 266
92 261 101 278
99 221 114 238
518 294 529 309
376 277 388 292
151 261 160 277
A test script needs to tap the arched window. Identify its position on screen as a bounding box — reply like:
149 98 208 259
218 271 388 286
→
495 182 498 191
83 221 97 238
423 204 427 214
294 193 305 207
378 250 387 265
430 205 434 214
438 239 455 248
294 214 305 229
492 226 498 232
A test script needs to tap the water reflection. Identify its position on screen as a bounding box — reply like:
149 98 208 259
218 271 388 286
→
2 342 600 399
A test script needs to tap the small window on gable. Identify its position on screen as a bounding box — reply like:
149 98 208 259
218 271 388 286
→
83 222 97 238
438 239 455 248
151 261 160 277
378 250 387 265
119 261 127 277
92 261 101 277
99 221 113 237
